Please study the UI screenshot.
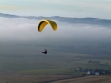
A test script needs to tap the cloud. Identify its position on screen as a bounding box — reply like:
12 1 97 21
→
0 17 111 43
0 17 37 41
0 17 111 55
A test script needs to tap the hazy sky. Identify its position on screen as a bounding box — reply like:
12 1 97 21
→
0 0 111 19
0 0 111 54
0 17 111 44
0 16 111 54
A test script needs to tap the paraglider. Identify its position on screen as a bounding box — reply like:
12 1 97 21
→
38 19 57 32
37 19 58 54
42 49 47 54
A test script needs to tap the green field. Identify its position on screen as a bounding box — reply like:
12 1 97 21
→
0 52 111 75
0 51 111 83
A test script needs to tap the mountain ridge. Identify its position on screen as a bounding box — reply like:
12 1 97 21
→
0 13 111 27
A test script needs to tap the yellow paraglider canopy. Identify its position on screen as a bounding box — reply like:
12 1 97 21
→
38 19 57 32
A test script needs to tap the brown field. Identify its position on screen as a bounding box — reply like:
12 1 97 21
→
0 74 111 83
0 74 73 83
51 75 111 83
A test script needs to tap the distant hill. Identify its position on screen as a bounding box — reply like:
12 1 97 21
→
0 13 111 27
0 13 20 18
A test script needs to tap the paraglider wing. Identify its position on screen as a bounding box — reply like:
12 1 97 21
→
38 19 57 32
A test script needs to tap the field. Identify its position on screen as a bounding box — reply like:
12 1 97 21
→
51 75 111 83
0 51 111 83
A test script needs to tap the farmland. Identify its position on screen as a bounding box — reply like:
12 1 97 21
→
0 51 111 83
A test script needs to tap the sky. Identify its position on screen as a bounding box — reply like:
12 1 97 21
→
0 0 111 19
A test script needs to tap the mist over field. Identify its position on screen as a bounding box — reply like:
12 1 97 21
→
0 13 111 55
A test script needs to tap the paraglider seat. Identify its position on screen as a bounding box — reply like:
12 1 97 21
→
42 49 47 54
